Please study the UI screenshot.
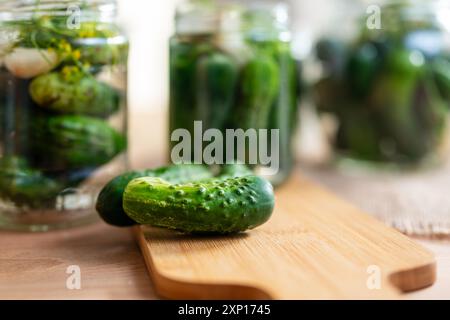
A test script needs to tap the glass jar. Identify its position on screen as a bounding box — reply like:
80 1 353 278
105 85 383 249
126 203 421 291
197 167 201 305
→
169 0 300 186
0 0 129 231
312 0 450 168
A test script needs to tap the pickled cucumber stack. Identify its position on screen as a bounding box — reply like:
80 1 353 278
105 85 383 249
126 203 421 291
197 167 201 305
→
313 5 450 165
0 15 128 209
169 4 300 185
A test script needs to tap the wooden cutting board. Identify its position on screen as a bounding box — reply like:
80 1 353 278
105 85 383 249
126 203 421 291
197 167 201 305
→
134 170 436 300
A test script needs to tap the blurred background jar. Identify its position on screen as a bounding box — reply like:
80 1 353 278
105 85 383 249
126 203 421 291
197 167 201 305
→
311 0 450 168
0 0 129 231
169 0 301 186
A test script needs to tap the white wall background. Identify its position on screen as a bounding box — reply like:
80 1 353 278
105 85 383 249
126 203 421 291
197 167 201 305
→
117 0 181 112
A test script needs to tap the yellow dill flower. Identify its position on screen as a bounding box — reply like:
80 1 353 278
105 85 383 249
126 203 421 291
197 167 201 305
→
72 50 81 60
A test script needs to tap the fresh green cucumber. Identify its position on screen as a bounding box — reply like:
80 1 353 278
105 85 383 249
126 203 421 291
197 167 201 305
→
123 175 274 234
432 58 450 102
346 42 381 98
315 38 347 77
369 48 426 160
29 72 120 118
0 157 61 209
169 38 213 153
96 165 213 227
32 115 126 170
233 54 280 130
217 163 253 180
337 109 383 161
195 51 239 131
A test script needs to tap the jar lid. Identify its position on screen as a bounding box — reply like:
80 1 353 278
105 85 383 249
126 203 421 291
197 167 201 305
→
175 1 220 35
246 0 290 26
0 0 117 22
219 4 243 34
243 0 291 41
175 1 243 35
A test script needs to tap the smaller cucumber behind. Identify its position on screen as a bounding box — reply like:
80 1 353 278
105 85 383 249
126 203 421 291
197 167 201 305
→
0 157 61 209
32 115 126 171
123 175 275 234
96 164 213 227
232 53 280 131
432 58 450 103
217 163 253 180
369 48 426 160
195 51 239 131
29 72 120 118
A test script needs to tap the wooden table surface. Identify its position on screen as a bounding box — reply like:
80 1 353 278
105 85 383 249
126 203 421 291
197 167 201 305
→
0 221 449 300
0 112 449 300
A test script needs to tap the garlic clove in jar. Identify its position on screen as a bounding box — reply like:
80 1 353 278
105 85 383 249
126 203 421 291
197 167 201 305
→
1 30 19 68
4 48 59 79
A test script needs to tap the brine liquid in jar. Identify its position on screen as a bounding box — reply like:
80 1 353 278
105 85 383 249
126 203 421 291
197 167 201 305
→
0 0 129 231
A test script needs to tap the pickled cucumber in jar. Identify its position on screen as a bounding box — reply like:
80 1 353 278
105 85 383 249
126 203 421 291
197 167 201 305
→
313 2 450 166
169 0 300 186
0 1 129 231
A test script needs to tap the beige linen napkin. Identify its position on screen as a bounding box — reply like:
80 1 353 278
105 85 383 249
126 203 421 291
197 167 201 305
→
301 161 450 237
295 105 450 237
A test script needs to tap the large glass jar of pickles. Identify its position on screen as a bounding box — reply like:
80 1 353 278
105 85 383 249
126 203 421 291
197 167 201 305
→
169 0 300 186
0 0 128 231
312 0 450 168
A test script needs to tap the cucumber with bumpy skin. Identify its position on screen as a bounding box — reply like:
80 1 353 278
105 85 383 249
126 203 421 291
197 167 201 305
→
96 165 213 227
123 175 274 234
217 163 253 180
196 51 239 131
432 58 450 102
233 54 280 130
29 72 120 118
32 115 126 170
0 157 61 209
370 49 427 160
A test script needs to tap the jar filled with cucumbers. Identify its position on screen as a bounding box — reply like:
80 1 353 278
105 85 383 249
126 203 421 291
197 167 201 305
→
312 0 450 168
169 0 301 186
0 0 128 231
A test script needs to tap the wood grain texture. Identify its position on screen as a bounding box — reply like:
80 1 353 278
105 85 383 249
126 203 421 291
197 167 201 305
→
136 170 436 300
0 222 156 300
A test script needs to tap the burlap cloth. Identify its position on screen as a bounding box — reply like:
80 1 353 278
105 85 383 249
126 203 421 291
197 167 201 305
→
301 160 450 238
291 104 450 238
